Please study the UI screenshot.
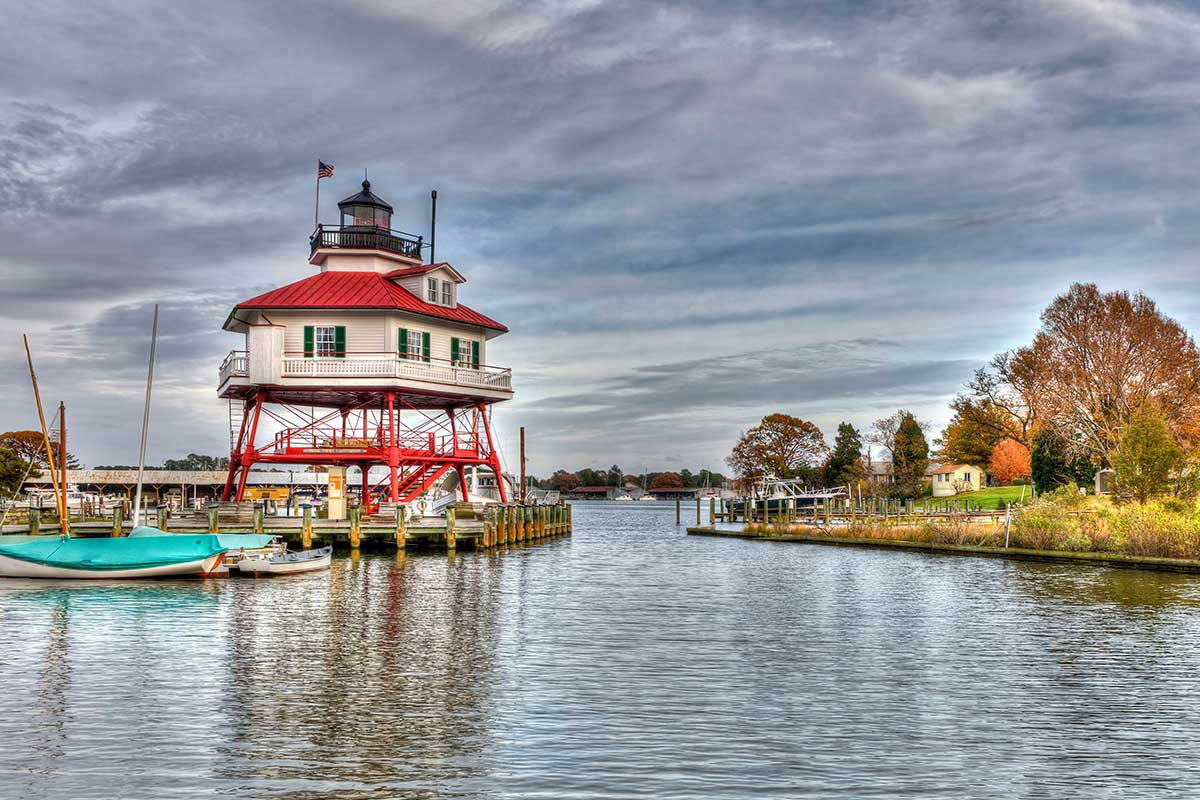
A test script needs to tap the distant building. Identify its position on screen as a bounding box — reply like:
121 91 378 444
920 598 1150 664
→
931 464 985 497
647 486 702 500
866 461 894 487
1094 468 1115 495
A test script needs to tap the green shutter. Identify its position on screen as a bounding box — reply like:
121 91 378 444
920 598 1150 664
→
303 325 314 358
450 337 460 364
399 328 408 358
471 340 480 369
422 331 430 362
334 325 346 358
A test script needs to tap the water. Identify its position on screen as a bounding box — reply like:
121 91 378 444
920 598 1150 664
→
3 503 1200 798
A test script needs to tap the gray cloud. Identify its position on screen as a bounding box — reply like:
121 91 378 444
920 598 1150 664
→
3 0 1200 473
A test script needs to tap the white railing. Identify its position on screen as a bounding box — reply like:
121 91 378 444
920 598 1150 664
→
219 351 249 385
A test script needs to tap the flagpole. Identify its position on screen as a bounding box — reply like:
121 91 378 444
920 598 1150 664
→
314 160 320 229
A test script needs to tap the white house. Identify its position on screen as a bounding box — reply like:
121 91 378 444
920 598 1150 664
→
931 463 986 497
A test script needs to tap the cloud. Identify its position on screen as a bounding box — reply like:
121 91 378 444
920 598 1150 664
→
3 0 1200 473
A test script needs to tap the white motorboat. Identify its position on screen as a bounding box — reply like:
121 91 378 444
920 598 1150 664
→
613 493 634 501
637 494 657 502
236 545 332 576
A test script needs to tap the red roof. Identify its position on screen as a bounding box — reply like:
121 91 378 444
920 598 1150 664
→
232 271 507 331
382 262 465 282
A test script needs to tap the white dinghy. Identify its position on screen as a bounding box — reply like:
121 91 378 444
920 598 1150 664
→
236 545 332 576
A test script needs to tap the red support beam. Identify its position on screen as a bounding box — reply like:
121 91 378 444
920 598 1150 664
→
235 393 264 502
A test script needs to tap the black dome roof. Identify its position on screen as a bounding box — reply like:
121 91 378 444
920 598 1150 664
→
337 180 393 214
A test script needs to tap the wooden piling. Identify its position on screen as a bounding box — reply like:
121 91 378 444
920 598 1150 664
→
112 505 123 537
157 506 168 531
696 497 701 525
446 507 457 550
301 505 313 548
253 505 265 535
395 504 406 550
484 509 494 548
675 497 681 525
709 497 716 525
28 508 39 535
207 505 219 534
348 506 361 548
566 502 573 535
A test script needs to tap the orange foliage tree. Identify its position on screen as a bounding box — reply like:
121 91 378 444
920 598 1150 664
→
726 413 827 482
988 439 1031 485
649 471 684 489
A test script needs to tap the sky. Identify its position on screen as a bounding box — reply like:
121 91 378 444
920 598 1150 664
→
2 0 1199 478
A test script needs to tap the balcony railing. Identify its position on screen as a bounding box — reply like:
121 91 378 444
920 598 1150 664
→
218 350 512 392
309 224 424 259
220 350 248 385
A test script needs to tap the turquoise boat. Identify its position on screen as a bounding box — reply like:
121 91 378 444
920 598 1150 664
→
0 534 229 579
128 526 276 550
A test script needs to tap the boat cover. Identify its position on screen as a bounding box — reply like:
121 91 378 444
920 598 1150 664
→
0 535 227 570
128 526 275 549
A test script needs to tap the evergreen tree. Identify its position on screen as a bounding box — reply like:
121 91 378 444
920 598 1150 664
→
824 422 864 487
892 412 929 491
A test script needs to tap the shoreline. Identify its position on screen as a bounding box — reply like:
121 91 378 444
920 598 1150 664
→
685 525 1200 574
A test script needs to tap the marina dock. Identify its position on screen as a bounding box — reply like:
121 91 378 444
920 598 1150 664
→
1 502 572 553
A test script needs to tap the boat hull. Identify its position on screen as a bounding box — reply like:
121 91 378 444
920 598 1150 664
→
237 547 332 575
0 552 225 579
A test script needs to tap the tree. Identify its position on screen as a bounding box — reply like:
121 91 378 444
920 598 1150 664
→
1016 284 1200 463
162 453 230 471
871 411 928 492
607 464 623 487
936 400 1013 466
650 471 684 489
679 468 695 488
726 413 828 482
893 413 929 490
1030 428 1095 493
1112 408 1184 503
0 430 80 469
824 422 864 487
548 470 579 491
988 439 1031 485
0 447 38 496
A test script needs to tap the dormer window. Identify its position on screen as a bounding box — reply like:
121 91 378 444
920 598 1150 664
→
441 280 454 306
427 277 438 303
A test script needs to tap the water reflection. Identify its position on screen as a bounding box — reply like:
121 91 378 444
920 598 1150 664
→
3 506 1200 798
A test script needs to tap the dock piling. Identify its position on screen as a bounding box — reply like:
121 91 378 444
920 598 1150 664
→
675 498 681 525
348 506 361 548
112 505 123 537
253 505 265 535
302 505 313 548
157 506 168 531
446 507 456 550
28 508 39 535
395 504 406 550
207 504 219 534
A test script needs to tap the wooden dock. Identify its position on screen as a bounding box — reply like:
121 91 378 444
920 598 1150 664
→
0 502 573 554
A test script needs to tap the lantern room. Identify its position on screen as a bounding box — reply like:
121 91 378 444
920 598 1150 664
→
338 179 392 230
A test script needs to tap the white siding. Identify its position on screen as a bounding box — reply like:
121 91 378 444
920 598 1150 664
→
257 309 490 364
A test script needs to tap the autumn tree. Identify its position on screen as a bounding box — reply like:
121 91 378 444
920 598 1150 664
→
726 413 827 482
1112 408 1184 503
1017 284 1200 463
988 439 1031 485
0 430 80 469
936 400 1014 465
548 470 580 491
650 471 684 489
824 422 864 487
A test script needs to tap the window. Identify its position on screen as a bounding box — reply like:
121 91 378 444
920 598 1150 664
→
315 326 337 357
964 472 971 483
400 328 424 359
427 277 438 303
451 337 478 368
441 280 453 306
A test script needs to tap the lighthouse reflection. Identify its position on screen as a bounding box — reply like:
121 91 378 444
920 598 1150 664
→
217 553 511 795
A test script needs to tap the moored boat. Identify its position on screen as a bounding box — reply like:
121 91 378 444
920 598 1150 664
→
236 545 332 576
0 534 228 579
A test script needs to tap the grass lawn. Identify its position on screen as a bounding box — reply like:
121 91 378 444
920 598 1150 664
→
919 485 1033 510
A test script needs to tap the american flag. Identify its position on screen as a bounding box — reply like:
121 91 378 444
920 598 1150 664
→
318 161 334 178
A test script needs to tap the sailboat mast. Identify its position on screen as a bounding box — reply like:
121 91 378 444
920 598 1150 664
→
59 402 67 526
132 304 159 528
22 335 67 534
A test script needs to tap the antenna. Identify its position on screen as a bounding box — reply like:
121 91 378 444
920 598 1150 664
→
430 189 438 264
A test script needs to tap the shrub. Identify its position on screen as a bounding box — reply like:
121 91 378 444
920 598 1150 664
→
1011 500 1079 551
1105 502 1200 559
1112 408 1184 503
1044 482 1087 509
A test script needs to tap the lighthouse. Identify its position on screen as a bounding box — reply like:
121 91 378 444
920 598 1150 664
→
217 180 512 515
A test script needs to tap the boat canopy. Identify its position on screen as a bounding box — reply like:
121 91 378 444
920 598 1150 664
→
128 526 275 550
0 535 227 571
